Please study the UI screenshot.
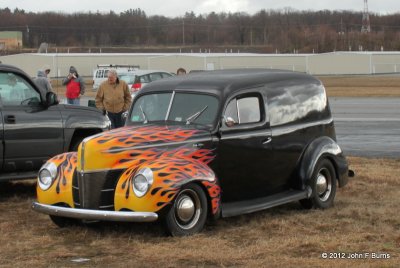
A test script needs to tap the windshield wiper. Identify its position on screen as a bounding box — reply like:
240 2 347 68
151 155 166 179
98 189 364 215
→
139 105 148 124
186 106 208 125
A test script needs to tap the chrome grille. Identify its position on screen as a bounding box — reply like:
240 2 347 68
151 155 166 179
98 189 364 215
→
73 169 124 210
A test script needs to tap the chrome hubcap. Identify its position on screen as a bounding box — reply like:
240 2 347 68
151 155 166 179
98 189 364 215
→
316 174 327 195
176 195 195 222
174 189 201 230
316 168 332 202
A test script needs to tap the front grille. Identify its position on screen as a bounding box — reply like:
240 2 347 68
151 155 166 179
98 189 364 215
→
72 169 124 210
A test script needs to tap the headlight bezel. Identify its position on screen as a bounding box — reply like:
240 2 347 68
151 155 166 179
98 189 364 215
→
132 167 154 197
38 162 58 191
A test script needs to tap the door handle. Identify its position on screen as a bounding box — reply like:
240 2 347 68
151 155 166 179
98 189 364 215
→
262 137 272 144
5 115 16 124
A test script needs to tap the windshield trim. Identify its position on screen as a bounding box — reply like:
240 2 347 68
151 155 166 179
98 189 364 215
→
165 91 175 120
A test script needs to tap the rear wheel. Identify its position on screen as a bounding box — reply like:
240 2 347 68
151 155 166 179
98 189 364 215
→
165 183 208 236
300 159 337 209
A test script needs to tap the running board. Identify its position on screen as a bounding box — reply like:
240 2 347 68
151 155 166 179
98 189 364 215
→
221 190 309 218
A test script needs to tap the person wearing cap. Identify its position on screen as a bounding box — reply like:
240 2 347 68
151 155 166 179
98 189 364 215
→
62 66 85 105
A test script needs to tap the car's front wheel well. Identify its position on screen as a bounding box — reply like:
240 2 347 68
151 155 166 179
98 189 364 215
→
69 129 102 151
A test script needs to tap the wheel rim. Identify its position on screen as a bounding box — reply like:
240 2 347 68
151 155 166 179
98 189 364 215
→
316 167 332 202
174 189 201 230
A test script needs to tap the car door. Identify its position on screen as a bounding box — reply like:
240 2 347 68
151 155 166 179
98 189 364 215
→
216 90 277 202
0 71 63 173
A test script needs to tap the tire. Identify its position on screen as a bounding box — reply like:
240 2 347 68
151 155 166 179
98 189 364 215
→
49 215 80 227
299 159 337 209
165 183 208 236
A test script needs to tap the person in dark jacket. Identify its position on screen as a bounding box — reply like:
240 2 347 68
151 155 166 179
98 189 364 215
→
62 66 85 105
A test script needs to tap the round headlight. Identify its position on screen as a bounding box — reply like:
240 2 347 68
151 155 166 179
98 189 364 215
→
38 162 58 191
133 168 154 197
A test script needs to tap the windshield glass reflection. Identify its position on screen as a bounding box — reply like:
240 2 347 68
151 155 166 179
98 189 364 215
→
130 92 219 128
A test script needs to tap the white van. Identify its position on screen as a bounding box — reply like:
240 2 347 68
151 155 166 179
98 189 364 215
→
92 64 139 90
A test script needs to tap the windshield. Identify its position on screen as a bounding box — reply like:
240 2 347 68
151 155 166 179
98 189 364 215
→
129 92 219 127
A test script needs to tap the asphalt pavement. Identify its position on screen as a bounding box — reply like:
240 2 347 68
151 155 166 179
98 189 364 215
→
330 97 400 158
74 96 400 158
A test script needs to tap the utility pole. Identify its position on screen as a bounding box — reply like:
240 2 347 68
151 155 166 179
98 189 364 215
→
26 25 30 47
361 0 371 33
182 19 185 46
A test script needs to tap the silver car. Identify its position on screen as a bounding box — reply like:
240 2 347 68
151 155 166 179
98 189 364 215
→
119 70 174 98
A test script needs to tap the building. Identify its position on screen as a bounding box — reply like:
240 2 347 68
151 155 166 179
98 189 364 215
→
0 31 23 50
0 51 400 78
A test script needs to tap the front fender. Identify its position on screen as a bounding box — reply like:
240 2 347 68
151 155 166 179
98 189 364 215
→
299 136 349 188
114 157 221 215
36 152 77 207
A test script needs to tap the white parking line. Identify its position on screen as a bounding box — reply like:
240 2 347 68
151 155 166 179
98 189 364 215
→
334 117 400 122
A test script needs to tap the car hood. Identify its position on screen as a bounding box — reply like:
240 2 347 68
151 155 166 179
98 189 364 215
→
77 124 213 172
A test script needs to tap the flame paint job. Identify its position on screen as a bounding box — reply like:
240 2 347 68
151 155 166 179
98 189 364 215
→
36 152 77 207
38 125 221 215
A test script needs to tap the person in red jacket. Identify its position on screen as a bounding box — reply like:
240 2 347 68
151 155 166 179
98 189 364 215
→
62 66 85 105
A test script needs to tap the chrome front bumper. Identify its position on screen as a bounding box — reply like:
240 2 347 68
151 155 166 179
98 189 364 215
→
32 202 158 222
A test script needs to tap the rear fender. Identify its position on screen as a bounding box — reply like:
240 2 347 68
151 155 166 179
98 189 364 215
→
298 136 349 189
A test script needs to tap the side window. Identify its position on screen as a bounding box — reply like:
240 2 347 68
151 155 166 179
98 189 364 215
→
161 72 172 78
149 73 163 81
223 95 262 127
96 70 102 78
237 97 261 124
140 75 151 83
0 73 41 106
224 99 239 123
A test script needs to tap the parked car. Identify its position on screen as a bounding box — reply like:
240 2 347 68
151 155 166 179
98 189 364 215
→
32 69 353 236
92 64 139 90
0 64 111 181
119 70 174 98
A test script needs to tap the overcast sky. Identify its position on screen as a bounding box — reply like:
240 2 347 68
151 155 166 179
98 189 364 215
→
1 0 399 17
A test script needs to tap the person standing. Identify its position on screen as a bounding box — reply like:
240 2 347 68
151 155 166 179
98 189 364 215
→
62 66 85 105
95 69 132 129
176 67 186 75
34 69 53 94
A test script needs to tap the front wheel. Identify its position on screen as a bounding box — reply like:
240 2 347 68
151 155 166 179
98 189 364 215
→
300 159 337 209
165 183 208 236
49 215 80 227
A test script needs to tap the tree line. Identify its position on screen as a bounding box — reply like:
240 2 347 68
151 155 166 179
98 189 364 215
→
1 7 400 53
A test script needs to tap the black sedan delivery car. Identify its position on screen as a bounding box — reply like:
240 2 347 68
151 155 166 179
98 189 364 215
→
0 64 110 181
33 69 353 236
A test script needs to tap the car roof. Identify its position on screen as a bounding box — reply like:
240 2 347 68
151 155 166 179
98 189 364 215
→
139 68 321 99
118 70 172 76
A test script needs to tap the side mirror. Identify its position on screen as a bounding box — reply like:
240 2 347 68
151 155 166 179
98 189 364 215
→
224 116 237 127
46 92 59 107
